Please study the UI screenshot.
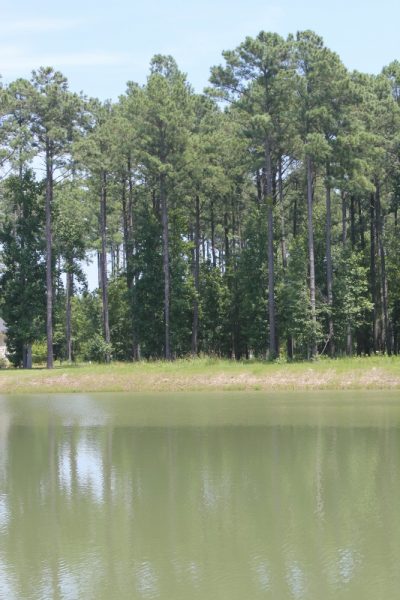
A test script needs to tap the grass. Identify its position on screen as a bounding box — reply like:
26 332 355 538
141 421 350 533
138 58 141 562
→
1 355 400 393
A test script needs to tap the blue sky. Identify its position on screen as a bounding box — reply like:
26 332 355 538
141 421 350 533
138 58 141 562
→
2 0 398 289
1 0 400 99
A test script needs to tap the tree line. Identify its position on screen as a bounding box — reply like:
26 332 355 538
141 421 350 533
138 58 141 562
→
1 30 400 367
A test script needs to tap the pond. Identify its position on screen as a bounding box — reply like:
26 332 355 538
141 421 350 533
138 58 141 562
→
0 391 399 599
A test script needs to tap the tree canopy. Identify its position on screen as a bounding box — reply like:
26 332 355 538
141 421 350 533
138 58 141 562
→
1 30 400 365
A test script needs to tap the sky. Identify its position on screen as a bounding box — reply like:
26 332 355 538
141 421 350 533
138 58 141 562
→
2 0 400 100
2 0 399 289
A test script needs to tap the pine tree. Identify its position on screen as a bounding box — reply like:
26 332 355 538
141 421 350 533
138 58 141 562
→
30 67 82 368
0 173 46 367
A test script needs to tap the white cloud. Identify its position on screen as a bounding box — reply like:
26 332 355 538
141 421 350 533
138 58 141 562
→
39 51 130 68
2 17 83 34
0 47 131 74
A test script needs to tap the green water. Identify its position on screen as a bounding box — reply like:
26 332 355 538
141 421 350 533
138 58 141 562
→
0 392 400 599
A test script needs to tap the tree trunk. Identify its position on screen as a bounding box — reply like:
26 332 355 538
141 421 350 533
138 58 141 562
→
128 163 139 360
325 176 334 356
223 210 229 269
376 182 391 354
346 323 352 356
256 169 262 205
231 195 241 360
100 170 111 362
45 140 54 369
160 173 171 359
278 158 287 270
350 195 356 248
358 197 365 250
66 267 73 363
293 196 298 237
110 243 115 277
191 195 200 355
122 178 130 276
97 251 102 289
265 139 277 358
279 157 292 356
307 156 317 357
370 193 378 353
210 199 216 268
341 191 347 245
23 344 32 369
287 337 294 360
122 168 139 360
219 243 224 272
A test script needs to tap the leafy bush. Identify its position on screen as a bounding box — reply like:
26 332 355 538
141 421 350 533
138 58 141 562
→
81 334 113 363
0 356 9 369
32 341 47 364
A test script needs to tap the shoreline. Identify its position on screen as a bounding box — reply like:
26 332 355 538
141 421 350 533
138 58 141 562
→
1 356 400 394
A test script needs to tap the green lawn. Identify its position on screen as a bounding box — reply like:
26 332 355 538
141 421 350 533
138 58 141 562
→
1 355 400 393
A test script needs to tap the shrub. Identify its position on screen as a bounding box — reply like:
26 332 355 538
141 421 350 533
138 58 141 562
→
0 356 9 369
81 334 113 363
32 341 47 364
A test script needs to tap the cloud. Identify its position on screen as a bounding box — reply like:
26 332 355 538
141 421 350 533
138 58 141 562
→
2 17 83 34
0 47 131 74
39 51 131 68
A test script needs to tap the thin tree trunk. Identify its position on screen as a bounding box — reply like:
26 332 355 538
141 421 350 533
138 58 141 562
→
122 178 130 273
293 196 298 237
223 210 230 269
256 169 263 205
97 251 102 289
23 344 32 369
100 170 111 362
265 140 277 358
370 193 378 353
66 267 73 363
122 171 139 360
231 196 236 257
45 140 54 369
350 195 356 248
231 194 241 360
210 200 216 268
326 175 334 356
160 173 171 359
278 158 287 270
346 324 352 355
110 243 115 277
307 156 317 357
26 344 32 369
341 191 347 245
278 157 292 356
376 182 391 354
128 161 139 360
287 338 294 360
358 197 365 250
192 195 200 355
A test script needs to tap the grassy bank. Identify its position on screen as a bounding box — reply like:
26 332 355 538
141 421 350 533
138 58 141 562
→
1 356 400 393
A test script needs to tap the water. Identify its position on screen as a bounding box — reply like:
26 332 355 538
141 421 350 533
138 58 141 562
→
0 391 399 599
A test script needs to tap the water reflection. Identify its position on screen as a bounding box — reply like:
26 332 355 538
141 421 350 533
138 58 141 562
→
0 393 399 599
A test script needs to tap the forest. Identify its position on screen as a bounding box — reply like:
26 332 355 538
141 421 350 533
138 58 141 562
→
1 30 400 367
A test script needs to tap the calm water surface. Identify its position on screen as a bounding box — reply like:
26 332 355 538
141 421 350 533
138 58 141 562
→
0 391 399 599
